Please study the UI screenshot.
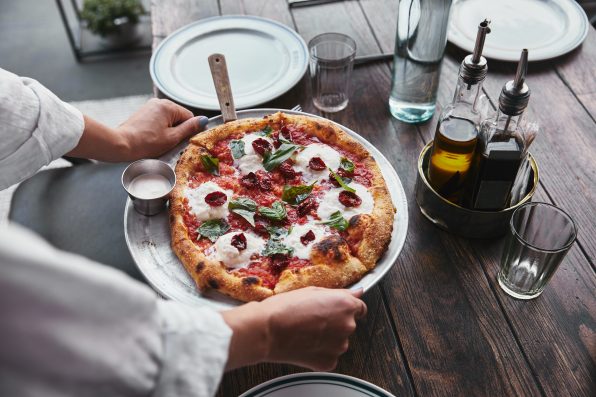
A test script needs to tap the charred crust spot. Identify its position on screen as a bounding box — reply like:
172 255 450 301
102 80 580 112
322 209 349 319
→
208 279 219 289
242 277 259 286
195 262 205 273
349 214 361 227
315 235 346 261
169 214 175 223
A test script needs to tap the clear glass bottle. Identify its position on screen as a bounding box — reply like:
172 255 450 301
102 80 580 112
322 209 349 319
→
388 0 453 124
467 49 533 211
427 20 490 205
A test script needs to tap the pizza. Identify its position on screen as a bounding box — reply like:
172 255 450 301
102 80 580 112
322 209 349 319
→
170 112 395 302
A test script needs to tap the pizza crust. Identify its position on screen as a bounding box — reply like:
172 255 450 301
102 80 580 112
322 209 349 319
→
170 112 396 302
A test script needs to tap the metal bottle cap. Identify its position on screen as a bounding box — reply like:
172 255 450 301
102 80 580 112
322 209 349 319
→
460 19 491 84
499 49 531 116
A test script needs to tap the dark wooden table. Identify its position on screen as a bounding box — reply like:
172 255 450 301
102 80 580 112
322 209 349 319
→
151 1 596 395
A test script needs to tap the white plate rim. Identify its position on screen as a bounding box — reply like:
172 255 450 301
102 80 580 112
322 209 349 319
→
447 0 589 62
124 108 408 310
238 372 396 397
149 15 309 110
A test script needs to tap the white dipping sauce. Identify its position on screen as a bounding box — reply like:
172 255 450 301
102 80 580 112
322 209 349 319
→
128 173 172 199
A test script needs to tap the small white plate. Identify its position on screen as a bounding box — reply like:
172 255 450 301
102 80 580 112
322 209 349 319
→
150 16 308 110
124 109 408 310
239 373 396 397
448 0 589 62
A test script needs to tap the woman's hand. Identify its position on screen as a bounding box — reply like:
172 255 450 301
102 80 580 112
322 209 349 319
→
221 287 367 371
68 98 208 162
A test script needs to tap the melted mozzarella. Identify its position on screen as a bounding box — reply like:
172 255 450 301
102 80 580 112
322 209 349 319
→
184 181 234 221
208 231 266 268
283 222 330 260
234 133 273 174
293 143 342 183
316 182 374 221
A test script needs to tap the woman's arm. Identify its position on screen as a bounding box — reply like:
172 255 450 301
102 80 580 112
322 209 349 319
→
0 67 207 189
68 99 208 162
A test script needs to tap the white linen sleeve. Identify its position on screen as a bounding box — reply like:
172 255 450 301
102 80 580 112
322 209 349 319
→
0 68 84 190
0 224 232 397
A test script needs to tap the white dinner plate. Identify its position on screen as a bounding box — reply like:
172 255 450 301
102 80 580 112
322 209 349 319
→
448 0 589 62
124 109 409 310
239 373 396 397
150 16 308 110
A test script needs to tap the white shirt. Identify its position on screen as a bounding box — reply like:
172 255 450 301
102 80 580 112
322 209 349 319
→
0 68 232 397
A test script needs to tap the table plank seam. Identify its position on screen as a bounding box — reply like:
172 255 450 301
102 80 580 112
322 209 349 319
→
554 68 596 126
537 180 596 274
356 0 384 55
379 282 420 397
468 244 549 397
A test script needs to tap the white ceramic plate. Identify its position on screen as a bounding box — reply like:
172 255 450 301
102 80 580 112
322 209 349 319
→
124 109 408 310
239 373 396 397
448 0 589 62
150 16 308 110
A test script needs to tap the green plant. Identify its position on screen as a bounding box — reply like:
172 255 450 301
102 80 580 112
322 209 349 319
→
81 0 145 37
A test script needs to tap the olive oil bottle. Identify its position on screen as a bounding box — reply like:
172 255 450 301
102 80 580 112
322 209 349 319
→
428 20 491 205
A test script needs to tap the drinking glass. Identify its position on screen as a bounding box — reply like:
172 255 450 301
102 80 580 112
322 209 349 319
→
498 202 577 299
309 33 356 112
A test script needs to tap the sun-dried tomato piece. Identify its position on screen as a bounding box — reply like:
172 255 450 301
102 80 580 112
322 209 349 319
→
240 172 258 189
309 157 326 171
300 230 316 245
338 190 362 207
258 172 272 191
204 191 227 207
280 124 291 138
231 233 247 251
252 138 272 156
279 161 296 179
296 197 318 217
253 221 269 238
270 255 289 274
329 168 350 187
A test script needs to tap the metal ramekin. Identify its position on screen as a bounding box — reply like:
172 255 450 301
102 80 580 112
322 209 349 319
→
122 159 176 216
415 142 539 239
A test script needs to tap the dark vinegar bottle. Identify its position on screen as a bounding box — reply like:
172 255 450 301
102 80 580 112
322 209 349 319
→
467 49 531 211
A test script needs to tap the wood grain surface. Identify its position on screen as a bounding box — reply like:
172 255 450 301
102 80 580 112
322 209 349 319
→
150 1 596 396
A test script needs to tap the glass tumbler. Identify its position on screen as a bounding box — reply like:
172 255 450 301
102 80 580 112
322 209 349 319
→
309 33 356 113
498 202 577 300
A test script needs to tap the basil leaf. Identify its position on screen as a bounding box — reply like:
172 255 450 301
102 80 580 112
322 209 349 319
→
340 157 355 173
320 211 349 231
228 197 257 226
266 225 289 240
278 135 293 145
262 239 294 257
262 143 300 172
228 197 257 212
231 209 255 226
256 125 273 137
229 140 245 159
200 154 220 176
328 167 355 193
258 201 287 221
197 219 230 242
282 182 315 204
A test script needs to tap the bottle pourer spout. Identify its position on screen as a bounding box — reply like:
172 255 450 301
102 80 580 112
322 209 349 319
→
514 49 529 88
472 19 491 64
